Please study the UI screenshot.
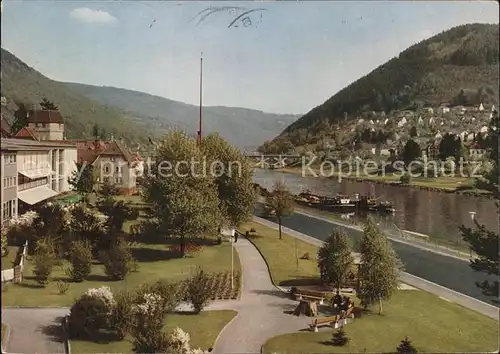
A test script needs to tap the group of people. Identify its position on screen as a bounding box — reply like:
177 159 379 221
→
332 291 354 316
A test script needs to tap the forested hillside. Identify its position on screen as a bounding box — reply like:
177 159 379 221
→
278 23 499 145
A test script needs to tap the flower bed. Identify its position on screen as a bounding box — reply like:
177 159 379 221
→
179 271 241 300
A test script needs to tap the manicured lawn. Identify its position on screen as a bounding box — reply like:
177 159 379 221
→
1 246 19 270
70 310 237 353
263 290 498 353
2 241 241 307
239 221 321 286
242 221 499 353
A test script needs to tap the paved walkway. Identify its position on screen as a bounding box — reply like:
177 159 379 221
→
254 215 499 320
2 308 68 354
211 237 311 354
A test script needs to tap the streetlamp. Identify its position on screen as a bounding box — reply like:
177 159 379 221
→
221 226 235 289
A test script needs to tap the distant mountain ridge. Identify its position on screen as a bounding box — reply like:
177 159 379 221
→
1 48 299 149
61 83 301 149
276 23 499 146
1 48 150 143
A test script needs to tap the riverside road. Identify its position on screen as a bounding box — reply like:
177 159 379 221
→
255 205 497 305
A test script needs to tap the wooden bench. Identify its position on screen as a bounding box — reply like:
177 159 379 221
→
295 289 327 305
309 315 339 332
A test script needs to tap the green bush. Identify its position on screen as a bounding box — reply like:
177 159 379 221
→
110 290 134 340
100 241 135 280
186 267 215 314
332 328 350 346
397 336 418 353
66 240 92 282
135 279 182 314
68 294 111 339
400 174 412 184
32 239 56 286
56 280 69 294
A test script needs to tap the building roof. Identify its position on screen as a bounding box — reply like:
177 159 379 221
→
27 110 64 124
14 126 40 141
71 139 140 165
1 138 77 152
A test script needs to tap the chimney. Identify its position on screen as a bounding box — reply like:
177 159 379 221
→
110 134 114 142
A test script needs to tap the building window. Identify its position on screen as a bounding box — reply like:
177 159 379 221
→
115 167 120 173
6 154 16 164
104 166 110 173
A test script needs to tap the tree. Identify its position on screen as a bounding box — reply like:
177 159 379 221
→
67 240 93 282
331 328 350 346
69 206 104 252
317 230 354 290
97 197 139 236
397 336 418 354
401 139 422 165
40 97 59 110
201 133 256 227
459 213 499 304
68 162 95 200
11 102 29 134
409 126 418 138
142 131 221 257
438 133 460 160
265 180 294 240
357 219 402 314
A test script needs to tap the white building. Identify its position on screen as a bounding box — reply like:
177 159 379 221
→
1 138 78 224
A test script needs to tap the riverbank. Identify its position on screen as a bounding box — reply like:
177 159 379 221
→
273 166 493 198
239 221 498 353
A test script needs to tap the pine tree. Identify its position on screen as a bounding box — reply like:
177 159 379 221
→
317 230 354 290
459 207 499 304
331 328 349 346
357 218 402 314
396 336 418 354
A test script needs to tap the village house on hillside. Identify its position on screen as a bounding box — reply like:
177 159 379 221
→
11 109 143 196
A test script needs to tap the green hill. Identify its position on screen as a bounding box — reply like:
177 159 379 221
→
61 83 300 150
1 48 150 143
277 23 499 145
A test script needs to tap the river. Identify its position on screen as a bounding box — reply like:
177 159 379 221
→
253 168 498 248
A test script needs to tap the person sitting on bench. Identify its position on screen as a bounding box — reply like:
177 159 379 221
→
332 291 342 309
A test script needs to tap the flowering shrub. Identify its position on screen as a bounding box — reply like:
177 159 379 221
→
6 211 39 227
167 327 210 354
130 292 170 353
85 286 116 311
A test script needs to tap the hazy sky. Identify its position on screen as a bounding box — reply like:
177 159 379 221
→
2 1 498 114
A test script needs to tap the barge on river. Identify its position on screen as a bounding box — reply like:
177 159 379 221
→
294 190 395 213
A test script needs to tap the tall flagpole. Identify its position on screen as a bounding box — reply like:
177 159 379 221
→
198 52 203 146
